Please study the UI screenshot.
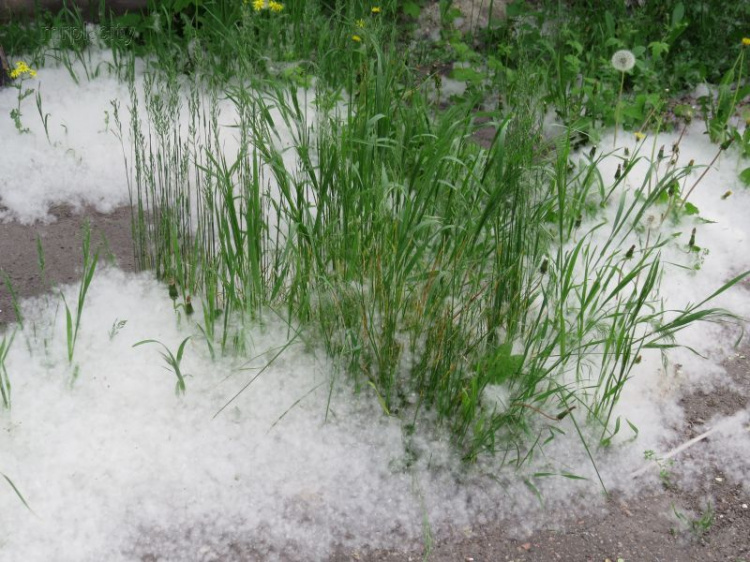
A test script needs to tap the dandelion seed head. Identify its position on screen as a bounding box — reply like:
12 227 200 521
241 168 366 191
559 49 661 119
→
611 49 636 72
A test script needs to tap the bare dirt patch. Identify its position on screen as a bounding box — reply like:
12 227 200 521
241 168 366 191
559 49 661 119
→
0 204 134 328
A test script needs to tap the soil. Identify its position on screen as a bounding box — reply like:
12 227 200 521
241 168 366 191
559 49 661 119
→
1 204 748 561
0 204 135 329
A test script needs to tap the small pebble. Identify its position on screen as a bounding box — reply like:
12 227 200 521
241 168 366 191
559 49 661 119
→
715 477 724 482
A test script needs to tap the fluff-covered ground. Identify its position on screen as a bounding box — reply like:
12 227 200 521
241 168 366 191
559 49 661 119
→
1 52 749 560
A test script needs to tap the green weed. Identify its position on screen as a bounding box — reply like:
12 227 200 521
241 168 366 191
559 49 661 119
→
0 329 15 409
133 336 192 395
673 502 715 541
61 222 99 375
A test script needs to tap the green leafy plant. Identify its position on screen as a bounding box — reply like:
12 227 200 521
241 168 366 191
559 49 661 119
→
133 336 192 395
673 502 715 541
0 329 15 409
2 274 23 328
644 449 675 489
8 60 36 134
34 87 52 144
61 222 99 374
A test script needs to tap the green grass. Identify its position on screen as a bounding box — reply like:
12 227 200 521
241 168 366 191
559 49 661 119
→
60 221 99 383
133 336 192 395
115 41 745 471
2 0 748 476
0 329 15 409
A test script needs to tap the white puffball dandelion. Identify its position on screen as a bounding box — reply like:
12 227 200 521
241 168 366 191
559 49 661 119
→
611 50 636 72
611 49 636 148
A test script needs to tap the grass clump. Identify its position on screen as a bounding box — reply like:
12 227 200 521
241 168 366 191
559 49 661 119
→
2 0 748 477
117 33 745 472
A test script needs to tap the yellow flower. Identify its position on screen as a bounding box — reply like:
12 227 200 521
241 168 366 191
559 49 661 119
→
352 34 362 42
634 131 645 141
269 1 283 11
742 37 750 46
356 18 365 28
371 6 381 13
252 0 265 11
9 61 36 79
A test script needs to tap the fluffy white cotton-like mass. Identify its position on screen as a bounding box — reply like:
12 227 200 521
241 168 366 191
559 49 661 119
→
0 50 314 225
0 52 133 222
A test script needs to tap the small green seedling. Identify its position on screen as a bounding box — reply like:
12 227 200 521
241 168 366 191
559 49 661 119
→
133 337 192 395
673 502 714 541
0 329 15 409
644 449 675 489
62 221 99 371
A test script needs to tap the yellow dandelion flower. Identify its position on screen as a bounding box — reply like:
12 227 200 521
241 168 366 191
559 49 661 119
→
9 61 36 79
269 1 283 11
634 131 645 141
352 34 362 42
371 6 381 13
742 37 750 46
252 0 266 11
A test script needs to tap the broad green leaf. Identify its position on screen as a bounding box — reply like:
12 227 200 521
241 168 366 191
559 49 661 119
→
671 2 685 27
402 2 420 18
450 66 485 84
481 342 524 385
